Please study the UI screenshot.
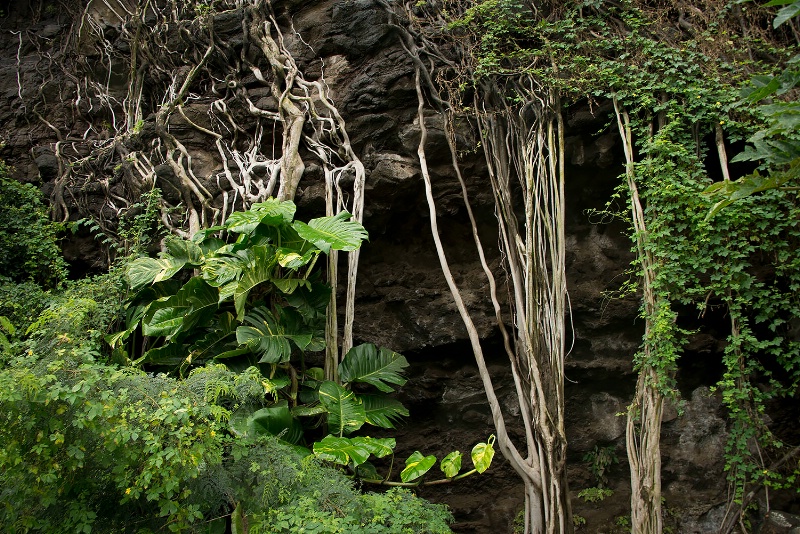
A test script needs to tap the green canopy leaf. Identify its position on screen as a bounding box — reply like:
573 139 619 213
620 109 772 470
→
313 435 368 466
400 451 436 483
292 211 368 254
318 381 365 436
339 343 409 392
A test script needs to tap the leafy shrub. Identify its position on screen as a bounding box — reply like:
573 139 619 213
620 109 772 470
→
0 161 67 288
0 263 453 533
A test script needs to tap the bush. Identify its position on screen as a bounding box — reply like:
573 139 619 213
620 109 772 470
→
0 161 67 288
0 270 453 533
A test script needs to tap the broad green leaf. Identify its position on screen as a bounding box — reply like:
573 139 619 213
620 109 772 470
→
230 403 303 444
105 328 132 349
440 451 462 478
292 211 368 254
355 462 380 480
185 278 220 324
236 306 313 363
339 343 408 392
276 248 317 269
143 299 188 338
272 277 310 294
285 282 332 322
165 238 204 265
125 257 163 290
142 278 216 338
153 256 188 284
351 436 396 458
140 342 188 367
251 198 297 224
188 312 237 363
471 435 496 474
291 404 326 417
400 451 436 483
360 394 409 429
234 246 277 319
318 381 365 436
225 199 296 234
202 254 246 288
236 307 293 364
313 435 370 466
774 2 800 27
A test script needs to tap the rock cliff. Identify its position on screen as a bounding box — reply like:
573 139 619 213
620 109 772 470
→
0 1 737 531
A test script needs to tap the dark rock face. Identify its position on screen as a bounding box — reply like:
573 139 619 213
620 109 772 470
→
0 1 749 531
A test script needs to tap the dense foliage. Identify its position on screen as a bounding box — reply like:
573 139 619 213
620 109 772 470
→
412 0 800 529
0 171 455 532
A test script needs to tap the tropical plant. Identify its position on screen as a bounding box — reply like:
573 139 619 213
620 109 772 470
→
113 198 366 373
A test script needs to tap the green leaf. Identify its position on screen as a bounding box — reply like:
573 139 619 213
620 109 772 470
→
125 257 164 290
351 436 396 458
471 435 496 474
230 403 303 444
360 394 409 429
276 248 317 269
272 277 311 294
285 282 332 322
142 295 190 338
292 211 368 254
188 312 237 363
251 198 297 224
774 2 800 27
165 237 204 265
202 254 246 289
313 435 373 467
0 316 16 336
318 381 365 436
236 307 293 363
234 246 277 319
440 451 462 478
226 199 296 234
400 451 436 483
185 278 220 325
339 343 408 392
140 342 188 367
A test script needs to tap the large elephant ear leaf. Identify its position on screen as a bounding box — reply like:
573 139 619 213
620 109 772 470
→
318 381 365 436
292 211 368 254
313 435 372 467
339 343 408 392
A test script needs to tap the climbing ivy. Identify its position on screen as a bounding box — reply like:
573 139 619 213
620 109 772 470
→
440 0 800 513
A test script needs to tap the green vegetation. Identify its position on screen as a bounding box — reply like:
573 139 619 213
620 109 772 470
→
0 162 67 288
408 0 800 531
